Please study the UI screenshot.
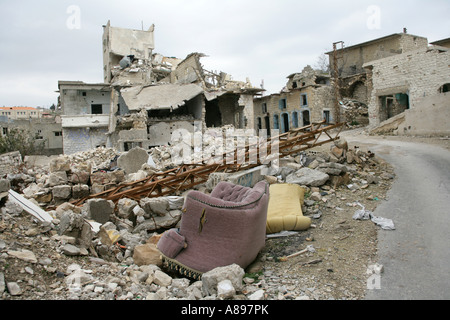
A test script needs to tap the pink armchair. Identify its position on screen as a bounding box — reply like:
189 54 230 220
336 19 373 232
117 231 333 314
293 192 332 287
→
157 180 269 279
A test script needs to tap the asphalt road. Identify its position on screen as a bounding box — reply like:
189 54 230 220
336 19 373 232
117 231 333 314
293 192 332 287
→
341 132 450 300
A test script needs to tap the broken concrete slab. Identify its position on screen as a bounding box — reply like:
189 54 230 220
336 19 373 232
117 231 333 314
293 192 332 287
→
117 147 149 174
285 168 329 187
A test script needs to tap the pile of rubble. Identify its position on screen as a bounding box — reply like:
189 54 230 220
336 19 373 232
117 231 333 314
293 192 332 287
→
149 125 261 171
0 134 395 300
340 99 369 126
262 137 389 192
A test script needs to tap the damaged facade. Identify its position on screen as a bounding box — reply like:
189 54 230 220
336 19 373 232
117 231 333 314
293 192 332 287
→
325 32 429 126
253 65 335 135
323 30 449 135
59 22 263 155
364 44 450 135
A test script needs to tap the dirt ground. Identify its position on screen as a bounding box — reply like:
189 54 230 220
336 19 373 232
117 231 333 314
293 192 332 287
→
257 143 394 300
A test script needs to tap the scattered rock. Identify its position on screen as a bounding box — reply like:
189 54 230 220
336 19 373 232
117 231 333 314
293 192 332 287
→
7 249 38 263
6 282 22 296
153 270 172 287
132 243 162 266
217 279 236 299
247 289 265 300
286 168 329 187
202 264 245 297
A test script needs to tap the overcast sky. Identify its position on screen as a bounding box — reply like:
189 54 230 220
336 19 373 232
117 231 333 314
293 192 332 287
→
0 0 449 108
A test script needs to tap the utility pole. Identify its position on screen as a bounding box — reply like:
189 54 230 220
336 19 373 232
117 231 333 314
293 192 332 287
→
332 41 344 123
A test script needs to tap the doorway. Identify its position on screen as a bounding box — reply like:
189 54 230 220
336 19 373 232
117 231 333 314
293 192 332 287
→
302 110 310 126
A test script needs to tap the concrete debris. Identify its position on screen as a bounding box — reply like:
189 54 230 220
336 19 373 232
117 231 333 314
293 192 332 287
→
117 147 149 174
201 264 245 297
286 168 330 187
0 129 396 300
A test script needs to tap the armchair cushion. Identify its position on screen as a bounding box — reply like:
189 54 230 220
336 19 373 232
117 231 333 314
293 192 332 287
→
266 184 311 234
157 180 269 279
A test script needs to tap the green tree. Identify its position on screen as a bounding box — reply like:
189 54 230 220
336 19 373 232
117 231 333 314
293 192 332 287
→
0 128 45 156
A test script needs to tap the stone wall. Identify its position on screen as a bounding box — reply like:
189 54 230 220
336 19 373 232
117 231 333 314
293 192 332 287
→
63 127 109 155
364 46 450 127
397 92 450 136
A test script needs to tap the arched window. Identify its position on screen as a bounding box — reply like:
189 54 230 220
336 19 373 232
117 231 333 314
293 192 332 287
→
302 110 310 126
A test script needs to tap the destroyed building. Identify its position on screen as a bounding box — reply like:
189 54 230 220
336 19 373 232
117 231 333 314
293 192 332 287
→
253 65 335 135
58 21 263 155
363 43 450 135
322 31 450 135
325 31 429 113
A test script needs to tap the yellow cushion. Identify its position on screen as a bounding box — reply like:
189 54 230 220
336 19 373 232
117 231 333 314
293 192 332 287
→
266 184 311 234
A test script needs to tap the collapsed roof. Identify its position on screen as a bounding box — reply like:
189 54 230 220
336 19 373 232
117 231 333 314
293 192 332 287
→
120 84 204 111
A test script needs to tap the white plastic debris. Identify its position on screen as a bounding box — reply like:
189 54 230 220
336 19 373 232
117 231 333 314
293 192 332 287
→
353 202 395 230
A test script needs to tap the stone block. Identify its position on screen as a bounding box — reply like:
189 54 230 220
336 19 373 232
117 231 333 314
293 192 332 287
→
50 157 71 173
117 198 138 219
52 185 72 200
153 270 172 287
47 171 68 187
0 179 10 193
85 198 115 224
72 184 90 199
70 170 90 184
140 197 170 216
132 243 163 267
34 191 53 203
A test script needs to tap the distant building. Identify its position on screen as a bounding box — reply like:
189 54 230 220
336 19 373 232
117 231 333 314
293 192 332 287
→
0 106 42 120
253 65 335 135
0 112 63 155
